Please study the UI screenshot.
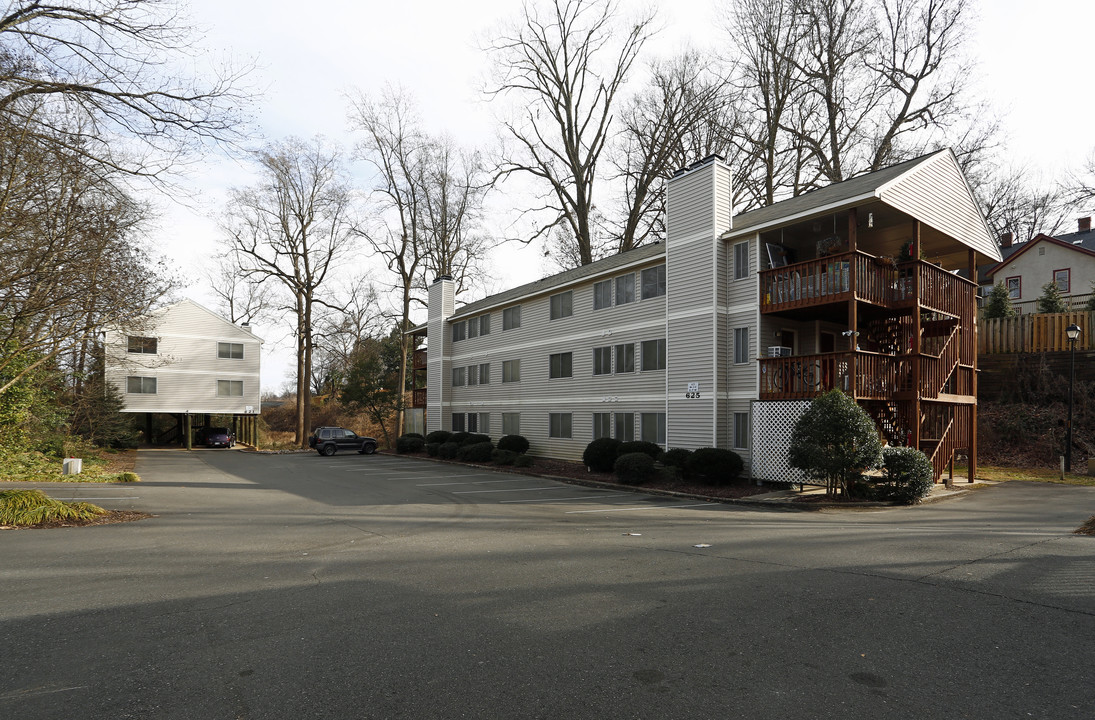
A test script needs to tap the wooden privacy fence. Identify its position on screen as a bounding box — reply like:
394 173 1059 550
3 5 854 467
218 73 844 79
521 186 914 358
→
979 311 1094 354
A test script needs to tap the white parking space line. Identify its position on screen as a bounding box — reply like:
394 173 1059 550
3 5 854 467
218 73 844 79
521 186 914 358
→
500 495 622 504
565 503 714 514
49 496 142 500
417 478 538 487
452 486 572 495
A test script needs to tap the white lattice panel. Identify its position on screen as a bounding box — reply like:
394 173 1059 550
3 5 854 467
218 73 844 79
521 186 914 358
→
750 400 819 485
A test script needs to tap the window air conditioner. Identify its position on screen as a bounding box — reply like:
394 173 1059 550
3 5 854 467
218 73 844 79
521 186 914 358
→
767 346 792 357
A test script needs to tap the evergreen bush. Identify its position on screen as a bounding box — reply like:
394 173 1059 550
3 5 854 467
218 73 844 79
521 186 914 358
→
514 454 534 468
425 442 441 457
686 447 744 485
426 430 453 444
583 437 621 472
615 452 656 485
457 441 494 463
497 435 530 454
396 435 426 454
449 432 471 446
617 440 663 460
1036 281 1067 314
982 282 1016 319
660 448 693 477
463 433 491 447
879 446 934 504
788 389 882 496
438 441 460 459
492 449 518 465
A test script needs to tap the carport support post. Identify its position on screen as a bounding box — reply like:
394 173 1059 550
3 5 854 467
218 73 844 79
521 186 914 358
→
185 413 192 450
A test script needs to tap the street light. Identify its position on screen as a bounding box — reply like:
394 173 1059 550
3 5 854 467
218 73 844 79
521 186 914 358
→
1065 323 1082 473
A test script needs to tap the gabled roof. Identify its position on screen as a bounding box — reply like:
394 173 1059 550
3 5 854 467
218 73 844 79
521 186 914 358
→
986 231 1095 278
722 149 1001 263
149 298 264 342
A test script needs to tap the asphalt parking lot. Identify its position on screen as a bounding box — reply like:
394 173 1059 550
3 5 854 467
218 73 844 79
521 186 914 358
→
3 448 1094 719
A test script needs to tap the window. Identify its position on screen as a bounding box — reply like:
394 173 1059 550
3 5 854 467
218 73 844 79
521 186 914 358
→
217 380 243 397
593 413 612 439
479 363 490 384
127 336 157 354
641 413 666 445
467 365 478 386
615 343 634 373
467 413 478 432
733 327 750 365
594 280 613 310
641 265 666 299
733 412 749 450
615 274 635 305
502 413 520 436
734 242 750 280
468 318 479 339
503 306 521 330
549 352 573 379
217 342 243 359
641 339 666 371
452 367 466 386
126 376 156 394
549 413 572 438
614 412 634 441
452 413 466 432
478 413 490 434
503 359 521 383
1006 277 1021 300
479 315 491 336
453 321 467 342
550 291 573 320
1054 269 1071 293
593 347 612 375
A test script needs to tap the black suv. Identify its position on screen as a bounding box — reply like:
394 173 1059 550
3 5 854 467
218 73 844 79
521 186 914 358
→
308 427 377 456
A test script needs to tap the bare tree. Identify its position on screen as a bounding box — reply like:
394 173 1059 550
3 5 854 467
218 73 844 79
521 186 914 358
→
0 0 251 180
611 50 737 250
310 277 382 397
978 165 1067 244
204 251 275 326
485 0 656 266
222 136 355 446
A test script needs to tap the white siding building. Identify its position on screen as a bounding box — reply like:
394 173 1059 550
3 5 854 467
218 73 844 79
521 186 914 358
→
104 299 262 443
419 150 1001 482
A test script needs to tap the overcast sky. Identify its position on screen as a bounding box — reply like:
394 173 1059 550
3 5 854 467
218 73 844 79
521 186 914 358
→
162 0 1094 391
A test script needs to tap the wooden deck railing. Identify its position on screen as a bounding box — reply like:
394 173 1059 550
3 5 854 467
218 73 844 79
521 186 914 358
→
413 348 428 369
758 352 904 401
920 323 960 398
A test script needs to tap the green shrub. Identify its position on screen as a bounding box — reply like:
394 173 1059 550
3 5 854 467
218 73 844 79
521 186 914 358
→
396 435 426 454
583 438 621 472
117 472 140 483
426 430 453 444
497 435 530 454
514 454 534 468
615 452 656 485
425 442 441 457
492 448 517 465
0 489 106 526
463 433 491 447
879 446 934 504
789 389 882 496
687 447 744 485
449 432 470 446
457 441 494 463
403 433 425 440
438 441 460 459
617 440 662 461
660 448 693 477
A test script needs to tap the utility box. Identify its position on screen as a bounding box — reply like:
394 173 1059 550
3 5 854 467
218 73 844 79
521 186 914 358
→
62 458 83 475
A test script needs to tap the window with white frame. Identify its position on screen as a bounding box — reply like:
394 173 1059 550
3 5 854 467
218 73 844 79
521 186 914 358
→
502 359 520 383
549 413 572 438
641 338 666 371
614 412 634 441
127 336 157 354
479 363 490 384
734 241 750 280
126 376 156 394
1054 269 1071 293
467 365 478 386
478 413 490 434
593 347 612 375
479 314 491 336
594 280 613 310
467 413 478 432
1006 277 1021 300
593 412 612 439
218 342 243 359
616 274 635 305
550 291 573 320
452 414 465 432
549 352 573 379
733 327 750 364
640 265 666 299
502 413 520 436
641 413 666 444
217 380 243 397
453 321 467 342
733 412 749 449
468 318 479 339
615 343 634 373
503 306 521 330
452 367 466 387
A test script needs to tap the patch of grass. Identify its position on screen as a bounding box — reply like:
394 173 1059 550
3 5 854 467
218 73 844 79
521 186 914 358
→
971 465 1095 487
0 447 138 483
0 489 106 526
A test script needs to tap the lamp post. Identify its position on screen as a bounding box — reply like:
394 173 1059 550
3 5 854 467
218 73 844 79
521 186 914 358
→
1065 323 1082 473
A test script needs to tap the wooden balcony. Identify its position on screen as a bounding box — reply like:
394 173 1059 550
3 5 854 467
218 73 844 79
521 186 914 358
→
412 388 427 408
413 348 428 370
758 351 905 401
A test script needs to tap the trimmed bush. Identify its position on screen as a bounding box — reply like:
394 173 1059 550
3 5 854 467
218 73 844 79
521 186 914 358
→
497 435 530 454
457 441 494 463
449 432 471 446
660 448 693 477
617 440 663 461
426 430 453 444
879 446 934 504
403 432 425 440
687 447 744 485
396 435 426 454
514 454 534 468
425 442 441 457
492 448 518 465
789 389 882 496
438 441 460 459
583 438 621 472
615 452 656 485
463 433 491 447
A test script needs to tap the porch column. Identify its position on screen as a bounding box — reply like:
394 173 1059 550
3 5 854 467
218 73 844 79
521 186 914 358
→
968 247 978 483
847 208 858 397
911 221 922 453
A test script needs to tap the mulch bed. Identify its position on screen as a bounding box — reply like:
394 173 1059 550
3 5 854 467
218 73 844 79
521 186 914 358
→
0 510 153 531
